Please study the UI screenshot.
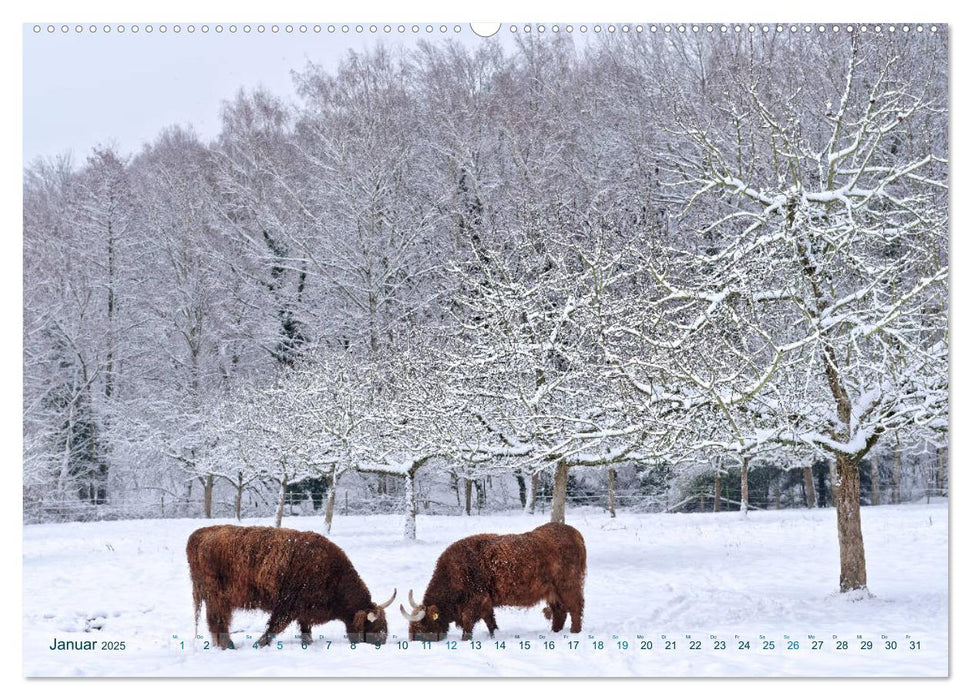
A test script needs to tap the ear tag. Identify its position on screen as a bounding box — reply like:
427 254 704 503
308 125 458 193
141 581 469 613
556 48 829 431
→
430 611 439 620
367 612 378 622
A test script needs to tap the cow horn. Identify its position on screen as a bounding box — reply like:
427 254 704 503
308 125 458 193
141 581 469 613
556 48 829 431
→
408 589 420 609
399 603 426 622
376 588 397 610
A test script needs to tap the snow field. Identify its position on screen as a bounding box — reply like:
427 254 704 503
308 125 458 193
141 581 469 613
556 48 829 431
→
22 501 947 676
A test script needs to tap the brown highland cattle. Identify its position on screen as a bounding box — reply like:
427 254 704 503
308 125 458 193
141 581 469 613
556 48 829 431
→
186 525 395 648
400 522 586 641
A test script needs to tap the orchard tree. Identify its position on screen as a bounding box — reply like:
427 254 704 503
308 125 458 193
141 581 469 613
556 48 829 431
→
354 344 460 540
233 374 327 528
284 349 388 533
450 228 658 525
660 31 948 591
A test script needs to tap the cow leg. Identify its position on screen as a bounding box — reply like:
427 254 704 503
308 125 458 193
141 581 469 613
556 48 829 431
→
298 620 313 645
568 592 584 634
557 585 585 633
257 611 294 647
459 609 479 641
206 603 234 650
483 608 498 638
478 597 497 638
547 602 567 633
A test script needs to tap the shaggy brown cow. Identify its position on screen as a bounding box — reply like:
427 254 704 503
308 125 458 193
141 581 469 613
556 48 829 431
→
400 522 586 641
186 525 395 649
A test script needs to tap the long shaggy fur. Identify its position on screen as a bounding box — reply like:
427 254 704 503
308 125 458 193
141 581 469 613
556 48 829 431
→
407 523 586 640
186 525 389 648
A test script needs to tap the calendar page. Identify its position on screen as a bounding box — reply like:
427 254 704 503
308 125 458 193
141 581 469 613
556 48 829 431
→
21 21 949 678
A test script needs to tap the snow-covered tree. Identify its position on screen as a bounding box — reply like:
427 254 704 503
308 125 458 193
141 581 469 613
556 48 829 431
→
281 350 388 532
24 150 137 508
658 31 947 591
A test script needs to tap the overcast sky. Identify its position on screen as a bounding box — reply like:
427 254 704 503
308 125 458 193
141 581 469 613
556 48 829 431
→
22 23 502 165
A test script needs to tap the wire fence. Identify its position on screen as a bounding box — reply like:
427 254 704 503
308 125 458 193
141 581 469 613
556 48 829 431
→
23 483 948 525
23 455 947 524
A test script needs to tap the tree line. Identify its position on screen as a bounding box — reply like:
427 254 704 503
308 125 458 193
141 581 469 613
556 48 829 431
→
23 28 948 592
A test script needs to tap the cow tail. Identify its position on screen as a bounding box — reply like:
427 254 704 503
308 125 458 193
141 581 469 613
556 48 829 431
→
192 579 202 639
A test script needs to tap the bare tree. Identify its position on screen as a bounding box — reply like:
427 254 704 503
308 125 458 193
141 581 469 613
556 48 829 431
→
659 31 947 591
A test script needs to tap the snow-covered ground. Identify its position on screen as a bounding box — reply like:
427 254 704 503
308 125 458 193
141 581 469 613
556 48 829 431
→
22 501 947 677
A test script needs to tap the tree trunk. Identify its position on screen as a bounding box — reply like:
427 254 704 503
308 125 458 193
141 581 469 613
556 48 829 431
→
528 473 538 514
85 428 99 503
775 482 781 510
464 478 473 516
56 398 78 499
234 471 243 521
516 473 527 509
404 470 417 540
713 471 722 513
550 461 569 524
803 466 816 509
274 475 288 528
870 457 881 506
739 457 750 515
607 467 617 518
368 290 379 354
816 466 828 508
101 215 116 505
202 473 214 519
835 453 867 592
324 466 338 534
937 446 947 497
474 479 485 511
891 441 901 504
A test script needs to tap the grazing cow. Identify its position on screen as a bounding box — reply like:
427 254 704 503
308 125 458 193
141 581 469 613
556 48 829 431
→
186 525 395 648
400 522 586 641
